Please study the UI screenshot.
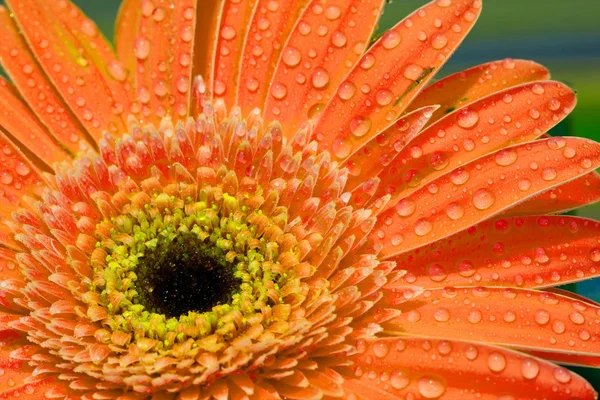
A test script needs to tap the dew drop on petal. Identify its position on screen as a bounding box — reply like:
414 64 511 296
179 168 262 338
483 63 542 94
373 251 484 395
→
457 108 479 128
417 376 446 399
338 81 356 100
472 189 495 210
404 64 424 80
350 117 372 137
282 46 302 67
390 370 410 389
332 138 353 159
372 342 390 358
382 31 402 49
311 68 330 89
270 82 287 99
487 352 507 372
434 307 450 322
495 149 518 166
541 168 557 181
553 367 572 383
414 219 433 236
396 199 416 217
521 358 540 380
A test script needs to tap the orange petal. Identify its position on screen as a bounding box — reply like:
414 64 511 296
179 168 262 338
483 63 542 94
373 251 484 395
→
526 350 600 368
408 59 551 126
345 337 596 399
0 130 44 205
314 0 481 162
263 0 385 137
343 106 437 193
0 330 80 399
0 7 90 153
135 0 198 123
192 1 223 93
235 0 311 115
211 0 259 110
366 137 600 259
506 171 600 216
0 79 70 169
386 215 600 289
5 0 129 140
375 81 576 207
115 0 142 78
385 287 600 360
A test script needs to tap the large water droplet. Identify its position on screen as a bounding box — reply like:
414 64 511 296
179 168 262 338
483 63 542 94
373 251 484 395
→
338 81 356 100
270 82 287 99
457 108 480 129
350 117 372 137
382 31 402 49
311 68 330 89
417 376 446 399
487 352 507 372
282 46 301 67
472 189 495 210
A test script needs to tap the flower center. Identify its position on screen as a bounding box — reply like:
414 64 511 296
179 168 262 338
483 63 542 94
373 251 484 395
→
133 232 241 318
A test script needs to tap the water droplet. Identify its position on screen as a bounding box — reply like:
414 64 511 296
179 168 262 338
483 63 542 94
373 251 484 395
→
331 31 347 47
15 162 31 177
518 179 531 191
429 151 448 170
0 171 13 185
338 81 356 100
107 60 128 82
390 370 410 389
221 25 236 40
270 82 287 99
332 138 353 159
495 149 518 166
457 108 479 129
553 367 572 383
472 189 495 210
404 64 424 80
134 37 151 60
458 260 475 277
325 5 341 20
396 199 416 217
428 264 447 282
414 219 433 236
350 117 372 137
548 98 561 111
434 307 450 322
521 358 540 379
360 54 375 70
450 168 469 185
531 83 545 95
487 352 507 372
372 342 390 358
534 309 550 325
418 376 446 399
375 89 394 106
282 46 301 67
467 310 482 324
431 33 448 49
541 167 557 181
311 68 330 89
382 31 402 49
569 311 585 325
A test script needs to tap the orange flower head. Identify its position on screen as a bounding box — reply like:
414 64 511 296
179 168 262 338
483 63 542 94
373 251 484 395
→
0 0 598 399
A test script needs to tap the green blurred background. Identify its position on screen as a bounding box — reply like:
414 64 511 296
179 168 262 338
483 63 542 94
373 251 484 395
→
5 0 600 387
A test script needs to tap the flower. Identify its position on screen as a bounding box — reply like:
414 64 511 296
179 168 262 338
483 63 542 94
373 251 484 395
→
0 0 598 398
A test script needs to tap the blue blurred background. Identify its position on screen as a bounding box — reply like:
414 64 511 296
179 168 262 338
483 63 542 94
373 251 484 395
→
11 0 600 388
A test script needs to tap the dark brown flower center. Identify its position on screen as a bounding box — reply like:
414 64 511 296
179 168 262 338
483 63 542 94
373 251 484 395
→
133 233 241 318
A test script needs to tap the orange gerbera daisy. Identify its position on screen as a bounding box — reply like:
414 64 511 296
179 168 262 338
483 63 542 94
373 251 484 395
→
0 0 599 398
